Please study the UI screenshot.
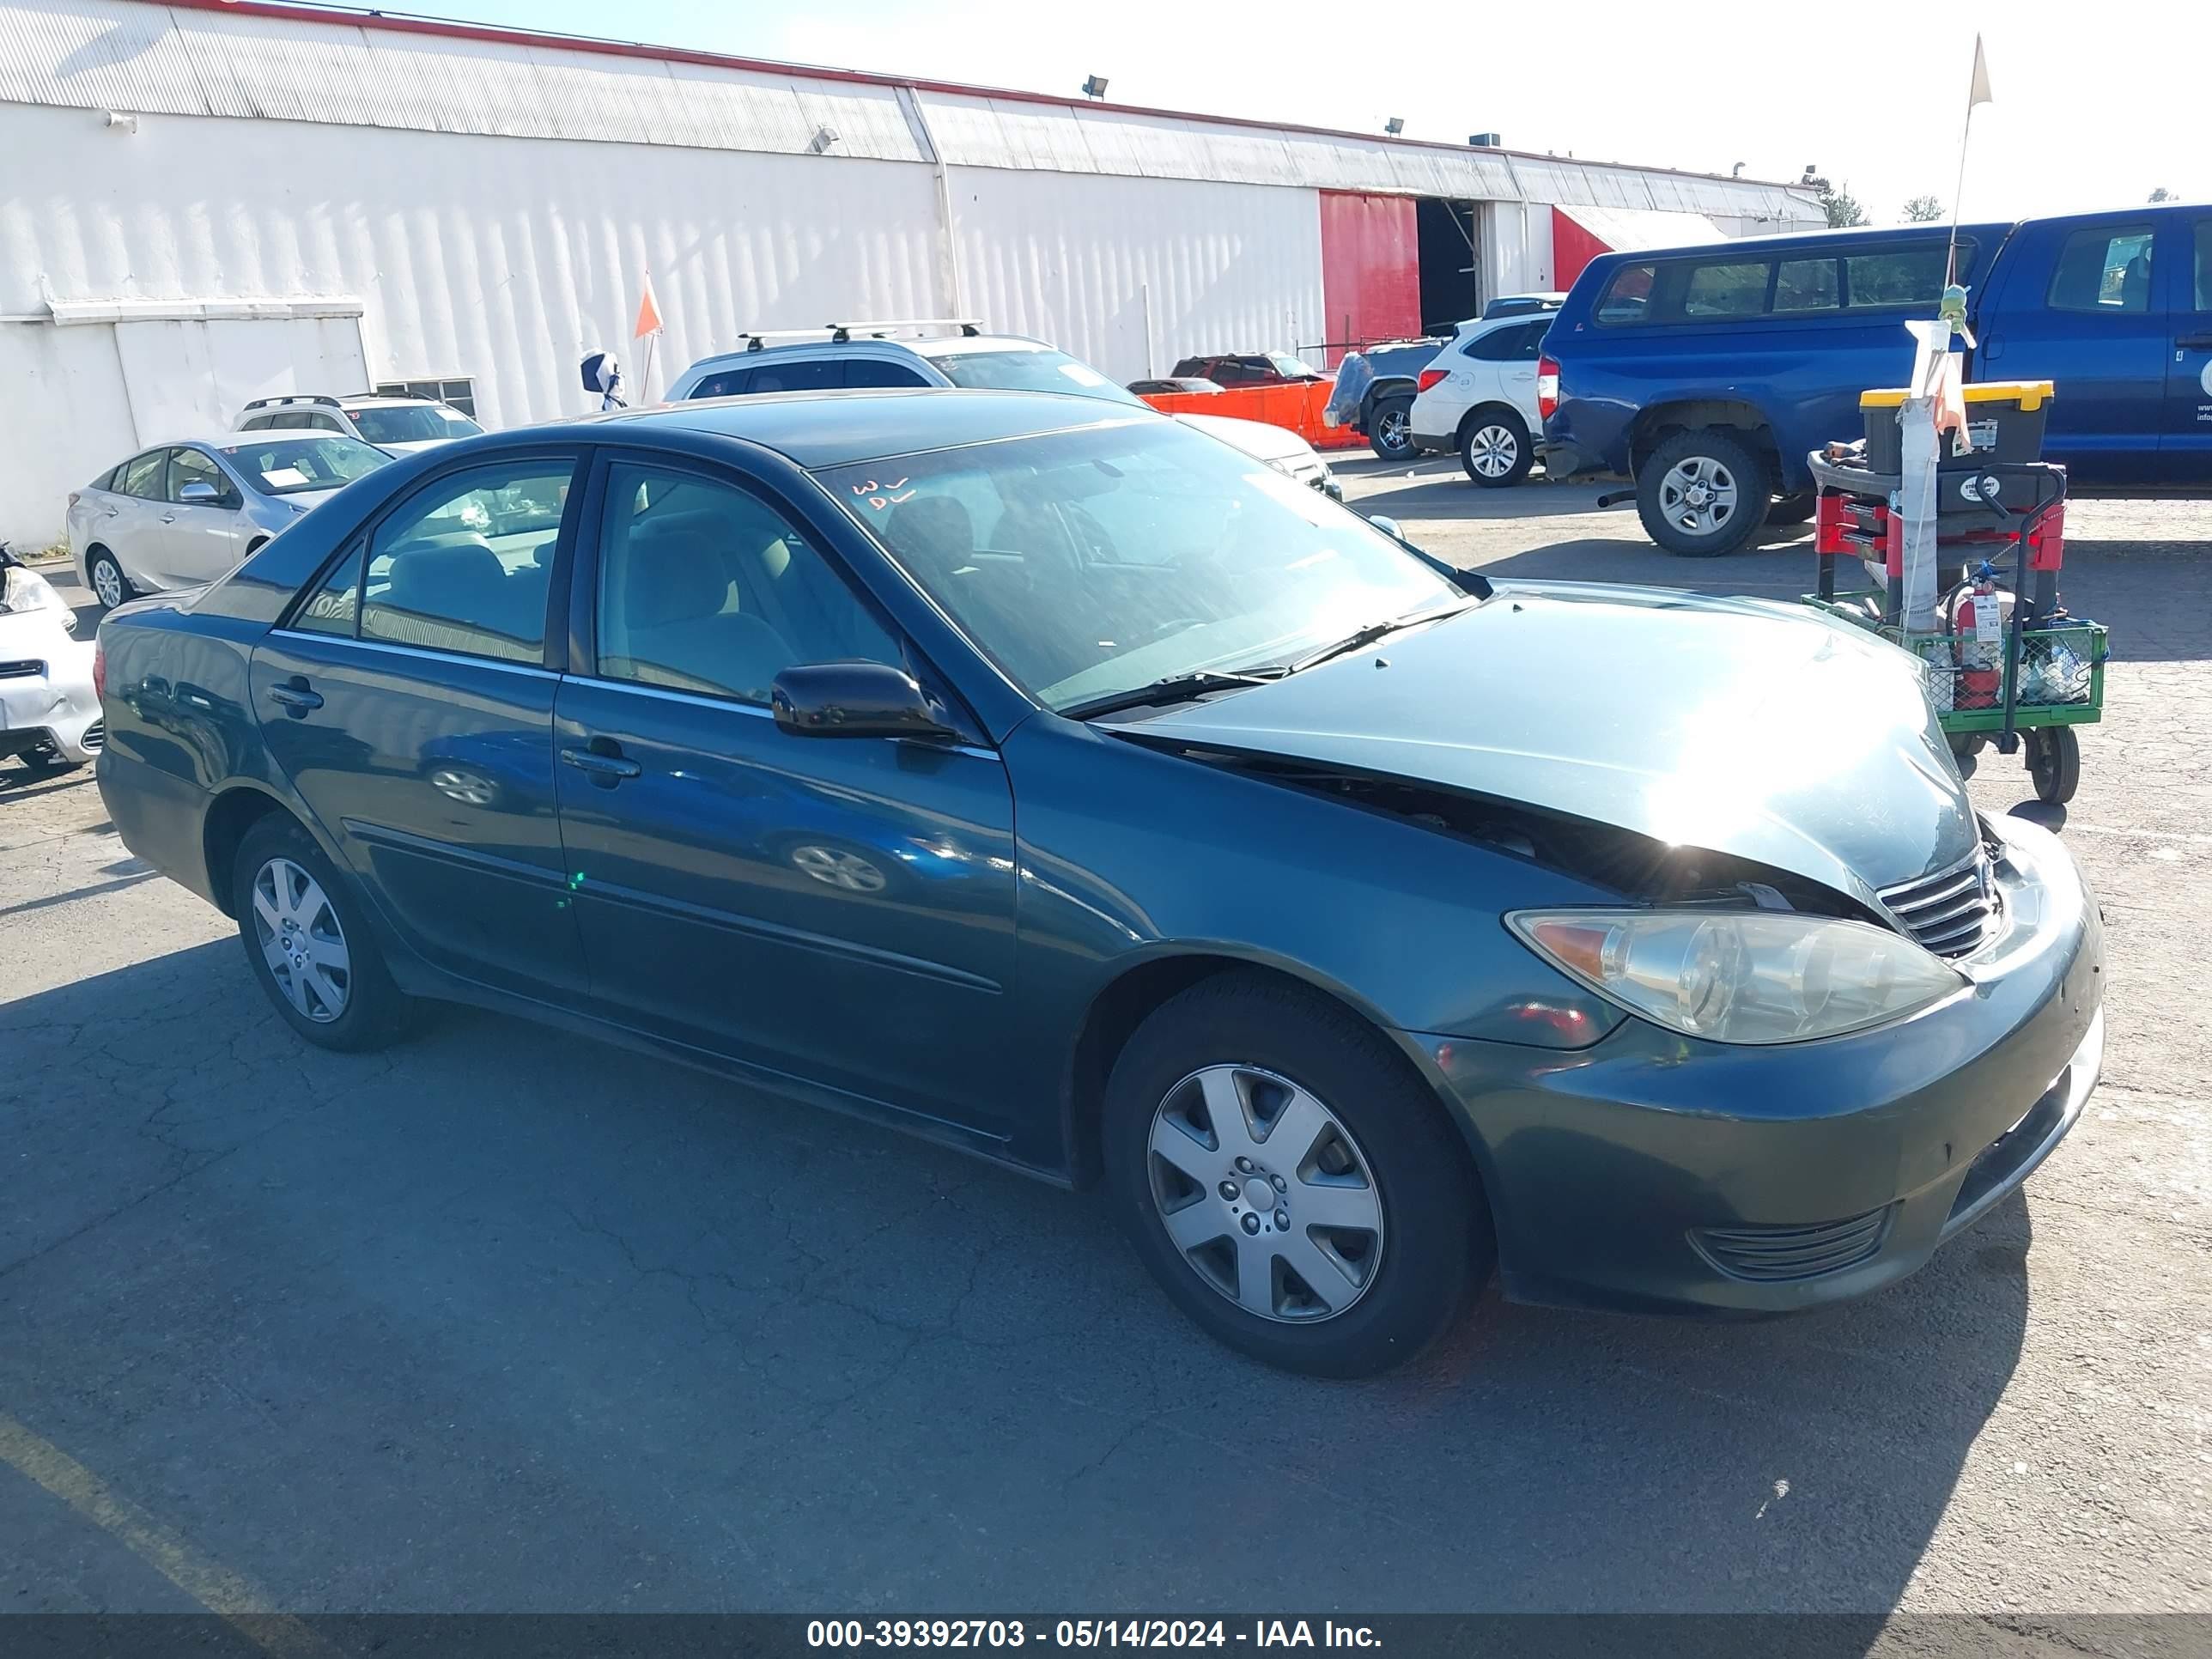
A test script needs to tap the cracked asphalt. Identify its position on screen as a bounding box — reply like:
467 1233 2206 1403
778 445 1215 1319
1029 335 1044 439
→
1 480 2207 1621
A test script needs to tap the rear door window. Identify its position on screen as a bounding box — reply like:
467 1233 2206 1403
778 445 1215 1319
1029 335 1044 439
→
2045 223 2158 313
359 460 573 664
117 450 170 498
689 368 751 398
747 359 842 394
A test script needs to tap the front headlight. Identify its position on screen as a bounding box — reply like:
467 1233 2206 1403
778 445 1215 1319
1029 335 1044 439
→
0 564 75 630
1506 908 1963 1045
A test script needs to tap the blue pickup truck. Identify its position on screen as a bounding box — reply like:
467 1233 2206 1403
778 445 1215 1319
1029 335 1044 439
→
1540 204 2212 555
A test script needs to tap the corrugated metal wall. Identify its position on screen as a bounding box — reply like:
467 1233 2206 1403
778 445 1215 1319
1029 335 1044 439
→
946 169 1323 383
0 99 947 544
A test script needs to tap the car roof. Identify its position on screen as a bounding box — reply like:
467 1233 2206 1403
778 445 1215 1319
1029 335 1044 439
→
562 387 1147 468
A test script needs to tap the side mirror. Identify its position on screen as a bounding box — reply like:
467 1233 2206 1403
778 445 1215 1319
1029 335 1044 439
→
772 660 956 741
177 481 222 505
1366 514 1406 542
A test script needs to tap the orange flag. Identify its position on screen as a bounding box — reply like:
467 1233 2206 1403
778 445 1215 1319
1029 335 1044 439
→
634 271 663 338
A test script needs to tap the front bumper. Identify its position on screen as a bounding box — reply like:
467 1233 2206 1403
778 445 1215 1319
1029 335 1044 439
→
0 644 102 763
1413 813 2104 1316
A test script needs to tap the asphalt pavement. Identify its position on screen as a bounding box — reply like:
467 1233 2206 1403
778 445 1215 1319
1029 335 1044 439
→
1 477 2207 1628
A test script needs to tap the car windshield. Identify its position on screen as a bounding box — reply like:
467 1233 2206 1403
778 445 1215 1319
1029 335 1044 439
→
1267 353 1318 379
821 419 1462 713
927 349 1147 408
218 434 392 496
349 404 483 444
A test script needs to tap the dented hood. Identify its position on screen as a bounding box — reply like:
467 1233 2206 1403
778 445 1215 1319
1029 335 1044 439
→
1107 582 1978 907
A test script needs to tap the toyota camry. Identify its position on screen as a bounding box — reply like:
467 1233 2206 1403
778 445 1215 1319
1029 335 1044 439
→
91 390 2104 1376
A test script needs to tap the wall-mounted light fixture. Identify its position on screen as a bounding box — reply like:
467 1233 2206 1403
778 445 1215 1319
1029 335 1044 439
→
1081 75 1109 100
807 125 840 155
103 110 138 133
1384 117 1404 136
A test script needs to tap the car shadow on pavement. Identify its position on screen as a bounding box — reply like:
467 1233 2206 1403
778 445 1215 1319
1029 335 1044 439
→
0 936 2031 1620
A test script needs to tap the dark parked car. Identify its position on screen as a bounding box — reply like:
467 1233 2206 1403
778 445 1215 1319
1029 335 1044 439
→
1323 337 1449 460
1127 377 1224 395
1169 351 1322 386
94 391 2105 1376
1483 291 1566 319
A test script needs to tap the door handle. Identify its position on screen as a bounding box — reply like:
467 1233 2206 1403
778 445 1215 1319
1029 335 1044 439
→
267 681 323 714
2179 333 2212 349
561 743 642 783
160 513 179 524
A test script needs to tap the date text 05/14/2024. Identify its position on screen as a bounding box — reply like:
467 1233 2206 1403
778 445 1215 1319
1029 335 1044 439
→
805 1620 1382 1649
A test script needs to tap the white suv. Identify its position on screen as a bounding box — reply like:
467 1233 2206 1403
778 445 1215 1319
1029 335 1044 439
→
235 393 483 454
667 323 1340 496
1407 313 1553 487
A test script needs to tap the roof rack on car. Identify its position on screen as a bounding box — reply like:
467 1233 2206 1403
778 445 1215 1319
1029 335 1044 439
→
734 319 984 351
240 393 344 410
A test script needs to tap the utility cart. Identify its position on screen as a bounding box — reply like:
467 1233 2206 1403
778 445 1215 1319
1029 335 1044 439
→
1801 385 2107 805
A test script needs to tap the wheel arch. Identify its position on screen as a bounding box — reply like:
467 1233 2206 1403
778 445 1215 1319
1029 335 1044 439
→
1455 399 1528 442
1059 951 1494 1222
200 783 306 917
1626 398 1781 485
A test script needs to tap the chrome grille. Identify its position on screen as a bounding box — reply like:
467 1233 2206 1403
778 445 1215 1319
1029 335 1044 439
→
1880 848 2000 958
0 659 44 679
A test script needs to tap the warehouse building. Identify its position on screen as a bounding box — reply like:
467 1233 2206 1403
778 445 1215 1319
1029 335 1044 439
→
0 0 1821 545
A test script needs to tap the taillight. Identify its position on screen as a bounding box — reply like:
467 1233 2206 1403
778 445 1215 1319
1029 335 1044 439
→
1536 356 1560 422
67 492 81 511
91 635 106 701
1417 368 1447 393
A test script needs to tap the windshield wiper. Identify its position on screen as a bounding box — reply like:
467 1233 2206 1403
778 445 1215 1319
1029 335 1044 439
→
1280 600 1484 675
1061 667 1288 721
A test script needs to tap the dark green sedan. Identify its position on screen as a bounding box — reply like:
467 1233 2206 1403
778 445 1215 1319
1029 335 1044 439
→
93 391 2105 1376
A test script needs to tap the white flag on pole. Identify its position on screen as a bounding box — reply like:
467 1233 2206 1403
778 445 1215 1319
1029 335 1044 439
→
1967 34 1994 108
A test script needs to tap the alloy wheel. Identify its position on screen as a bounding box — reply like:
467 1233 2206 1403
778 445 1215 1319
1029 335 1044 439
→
1465 424 1520 479
91 557 125 609
1146 1064 1385 1323
1658 455 1741 538
1376 408 1410 453
250 857 351 1022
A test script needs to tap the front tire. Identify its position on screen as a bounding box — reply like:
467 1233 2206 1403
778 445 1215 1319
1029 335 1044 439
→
233 815 415 1052
1103 973 1491 1377
1367 395 1416 462
1461 410 1533 488
86 548 132 610
1637 429 1771 556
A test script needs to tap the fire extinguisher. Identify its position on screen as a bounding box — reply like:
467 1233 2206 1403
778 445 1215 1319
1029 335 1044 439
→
1948 560 2010 710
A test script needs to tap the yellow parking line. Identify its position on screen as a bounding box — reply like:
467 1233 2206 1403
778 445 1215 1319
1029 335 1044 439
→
0 1408 342 1659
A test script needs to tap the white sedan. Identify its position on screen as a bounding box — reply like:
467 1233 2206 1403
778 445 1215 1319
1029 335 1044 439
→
1407 312 1554 487
0 550 99 774
65 434 392 608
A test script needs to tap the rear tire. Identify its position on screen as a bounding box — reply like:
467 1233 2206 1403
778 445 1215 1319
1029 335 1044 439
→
1367 395 1416 462
87 548 131 610
1103 972 1491 1377
1460 409 1534 488
233 815 416 1052
1636 429 1771 556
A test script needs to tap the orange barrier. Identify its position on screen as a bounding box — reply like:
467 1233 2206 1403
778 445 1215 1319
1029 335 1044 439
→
1140 380 1368 451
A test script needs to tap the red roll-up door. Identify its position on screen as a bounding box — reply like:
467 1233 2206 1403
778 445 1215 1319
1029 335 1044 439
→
1318 191 1419 366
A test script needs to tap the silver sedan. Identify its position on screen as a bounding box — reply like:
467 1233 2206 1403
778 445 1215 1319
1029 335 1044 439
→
66 434 392 608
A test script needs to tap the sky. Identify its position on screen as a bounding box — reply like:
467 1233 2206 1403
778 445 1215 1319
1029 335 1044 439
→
355 0 2204 222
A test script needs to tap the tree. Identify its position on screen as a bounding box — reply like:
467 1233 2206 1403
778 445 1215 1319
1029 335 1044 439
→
2148 186 2172 203
1901 193 1945 222
1814 179 1869 228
